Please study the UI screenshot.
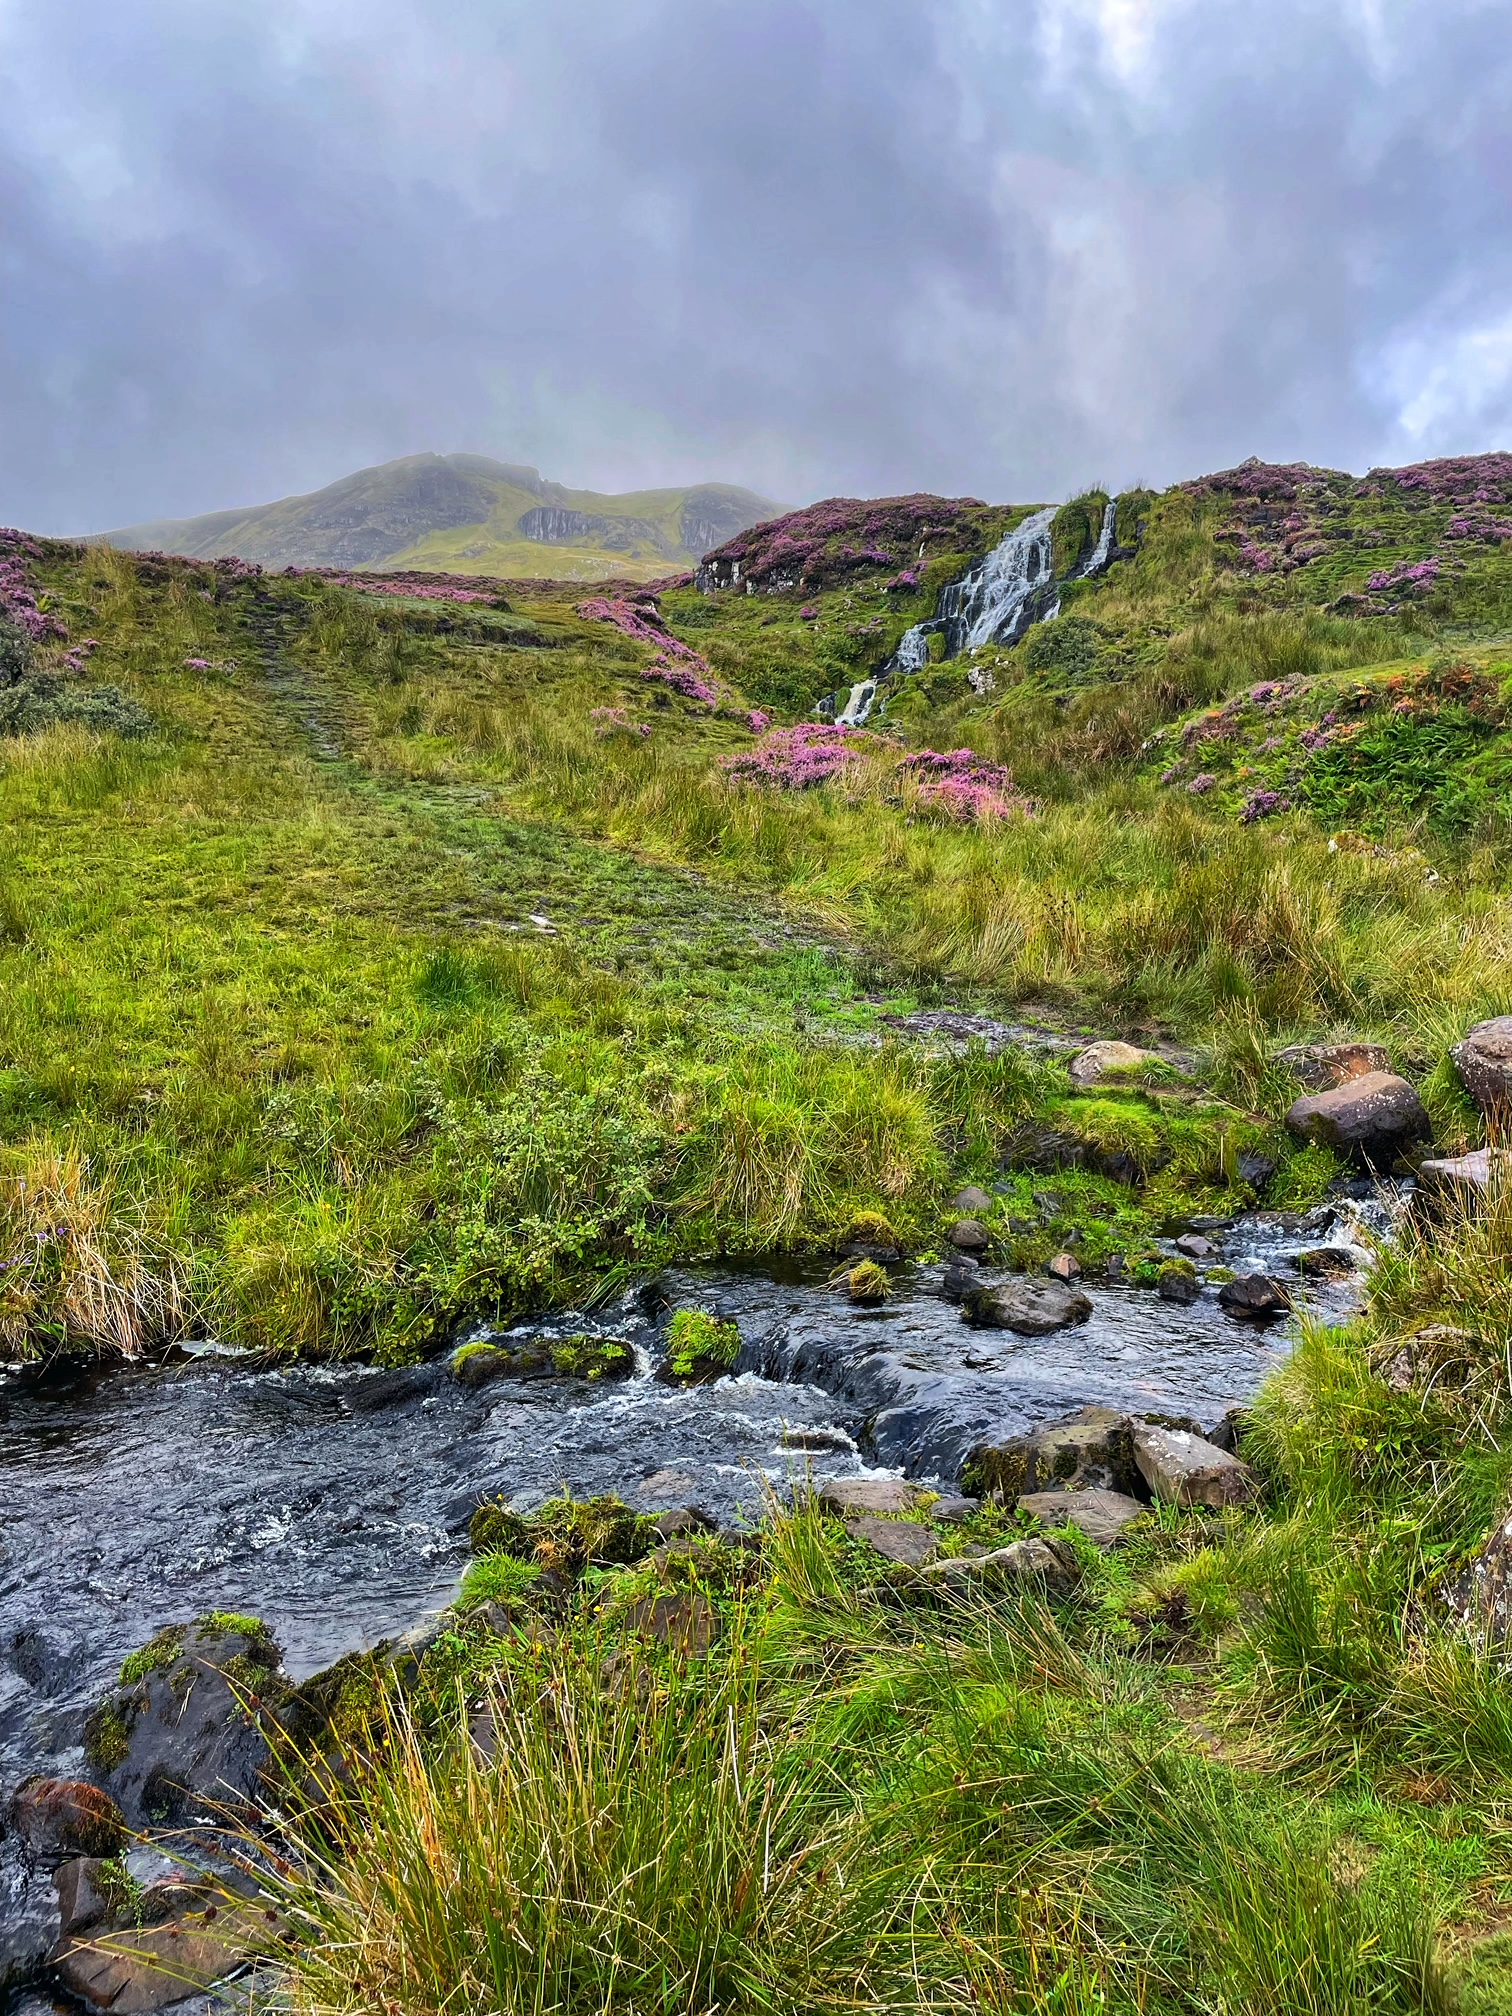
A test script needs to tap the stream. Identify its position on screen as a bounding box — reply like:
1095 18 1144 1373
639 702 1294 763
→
0 1198 1388 1795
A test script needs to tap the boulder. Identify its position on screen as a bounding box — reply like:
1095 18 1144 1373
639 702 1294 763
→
948 1218 990 1253
951 1185 994 1215
1294 1246 1357 1277
1275 1041 1391 1091
927 1494 979 1524
451 1340 553 1387
617 1589 719 1657
54 1857 114 1938
648 1504 717 1541
1217 1273 1291 1319
920 1536 1078 1593
963 1407 1140 1503
1452 1017 1512 1116
83 1618 287 1829
940 1256 981 1302
1285 1070 1429 1166
1158 1264 1200 1305
1067 1040 1159 1087
1444 1508 1512 1649
1130 1423 1261 1509
1236 1150 1277 1191
1018 1488 1146 1548
1174 1233 1216 1259
8 1778 126 1869
1045 1251 1081 1281
844 1516 939 1567
54 1906 247 2015
818 1477 924 1516
961 1278 1092 1335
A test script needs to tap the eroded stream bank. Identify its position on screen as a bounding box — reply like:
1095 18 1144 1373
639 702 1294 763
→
0 1198 1387 1792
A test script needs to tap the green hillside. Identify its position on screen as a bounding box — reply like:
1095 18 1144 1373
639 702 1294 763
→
17 453 1512 2005
96 452 781 581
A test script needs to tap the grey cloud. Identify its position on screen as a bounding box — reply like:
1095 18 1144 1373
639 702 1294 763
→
2 0 1511 533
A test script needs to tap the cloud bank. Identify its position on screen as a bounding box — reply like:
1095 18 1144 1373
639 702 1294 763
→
3 0 1511 531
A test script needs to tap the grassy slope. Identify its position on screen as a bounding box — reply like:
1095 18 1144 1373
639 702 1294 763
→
20 463 1512 2005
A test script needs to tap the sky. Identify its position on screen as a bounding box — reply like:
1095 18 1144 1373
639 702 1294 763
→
4 0 1512 533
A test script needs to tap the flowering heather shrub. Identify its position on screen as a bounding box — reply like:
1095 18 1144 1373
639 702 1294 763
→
798 604 819 621
324 573 498 605
1241 789 1290 822
0 540 67 643
589 705 651 739
897 747 1032 821
1366 558 1441 595
883 570 920 591
1446 512 1512 541
577 596 722 706
746 710 771 733
1237 539 1278 573
720 723 883 789
1187 774 1216 795
701 493 984 590
640 655 718 706
1372 453 1512 503
1187 460 1330 502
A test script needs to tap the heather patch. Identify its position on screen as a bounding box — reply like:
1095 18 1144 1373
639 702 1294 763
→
720 721 886 789
897 746 1034 821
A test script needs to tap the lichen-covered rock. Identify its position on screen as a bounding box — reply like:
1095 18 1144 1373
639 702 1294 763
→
1067 1040 1160 1087
82 1617 287 1829
1017 1488 1146 1548
1275 1041 1391 1091
1451 1016 1512 1116
950 1185 994 1215
962 1277 1092 1334
818 1476 925 1516
451 1333 633 1386
920 1536 1078 1593
963 1406 1140 1502
1158 1261 1200 1305
1285 1070 1429 1165
1443 1507 1512 1651
947 1218 990 1253
1130 1423 1261 1508
844 1516 939 1567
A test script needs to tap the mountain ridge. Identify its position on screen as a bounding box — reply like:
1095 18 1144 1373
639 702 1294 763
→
95 452 781 583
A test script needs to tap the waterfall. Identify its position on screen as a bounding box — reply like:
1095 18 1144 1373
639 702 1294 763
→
835 678 877 726
1083 493 1117 576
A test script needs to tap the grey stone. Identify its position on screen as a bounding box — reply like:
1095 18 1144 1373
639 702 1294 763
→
54 1856 112 1937
1419 1147 1512 1200
1131 1423 1261 1508
927 1494 979 1524
920 1536 1078 1592
940 1257 981 1303
648 1505 717 1541
1295 1246 1357 1277
948 1218 990 1253
1175 1234 1215 1259
818 1477 924 1516
1045 1251 1081 1281
1452 1016 1512 1116
964 1406 1140 1502
1444 1506 1512 1650
1285 1070 1430 1165
1158 1267 1200 1305
951 1185 994 1215
1017 1487 1147 1548
844 1516 939 1567
961 1278 1092 1335
1276 1041 1391 1091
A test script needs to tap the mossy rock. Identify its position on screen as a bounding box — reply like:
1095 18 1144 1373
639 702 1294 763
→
470 1493 653 1578
549 1332 634 1380
661 1308 741 1384
470 1499 534 1557
452 1332 633 1387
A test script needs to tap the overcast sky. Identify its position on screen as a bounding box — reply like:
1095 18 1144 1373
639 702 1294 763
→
4 0 1511 533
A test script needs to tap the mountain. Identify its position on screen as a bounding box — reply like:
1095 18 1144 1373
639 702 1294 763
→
95 453 782 582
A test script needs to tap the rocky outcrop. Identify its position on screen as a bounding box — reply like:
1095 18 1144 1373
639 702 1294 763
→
1443 1507 1512 1650
962 1406 1143 1502
1130 1423 1261 1508
961 1278 1092 1334
1284 1070 1429 1165
1451 1017 1512 1116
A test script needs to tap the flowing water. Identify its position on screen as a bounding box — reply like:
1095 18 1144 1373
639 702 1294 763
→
0 1198 1388 1794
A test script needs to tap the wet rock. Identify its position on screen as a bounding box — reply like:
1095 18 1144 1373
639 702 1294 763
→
845 1516 939 1567
961 1278 1092 1335
963 1407 1141 1502
1295 1246 1357 1277
1206 1406 1250 1454
951 1185 994 1215
1018 1487 1146 1548
451 1333 633 1387
0 1826 61 1992
648 1505 717 1541
82 1618 287 1829
1451 1016 1512 1116
1045 1252 1081 1281
1096 1149 1141 1185
9 1779 127 1869
1419 1147 1512 1201
451 1340 553 1387
1285 1070 1429 1166
948 1218 991 1253
1158 1263 1200 1305
1175 1234 1216 1259
54 1857 112 1938
818 1477 924 1516
939 1256 981 1302
54 1904 248 2015
1067 1040 1160 1087
1275 1041 1391 1091
1217 1273 1291 1320
639 1467 700 1500
921 1536 1078 1593
1236 1151 1278 1191
1131 1423 1261 1508
778 1426 854 1453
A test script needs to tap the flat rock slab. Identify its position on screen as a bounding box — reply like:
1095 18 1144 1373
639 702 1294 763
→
818 1477 924 1516
1018 1488 1146 1548
1276 1041 1391 1091
921 1536 1077 1592
1067 1040 1161 1086
1285 1070 1429 1164
1419 1147 1512 1198
1131 1424 1261 1509
844 1516 940 1566
962 1279 1093 1335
